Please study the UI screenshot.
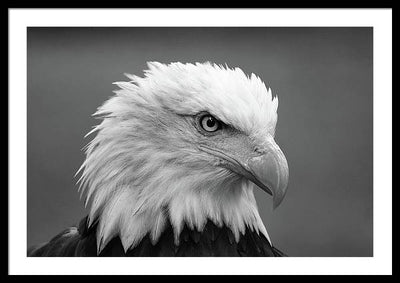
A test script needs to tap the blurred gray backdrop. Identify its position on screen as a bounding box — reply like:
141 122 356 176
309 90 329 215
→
27 27 373 256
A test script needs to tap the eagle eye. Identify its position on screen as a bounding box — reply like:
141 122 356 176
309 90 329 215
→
200 114 221 132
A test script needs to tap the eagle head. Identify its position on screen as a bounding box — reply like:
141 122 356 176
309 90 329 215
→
77 62 289 253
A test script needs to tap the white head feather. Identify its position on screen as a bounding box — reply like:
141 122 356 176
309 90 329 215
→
76 62 279 253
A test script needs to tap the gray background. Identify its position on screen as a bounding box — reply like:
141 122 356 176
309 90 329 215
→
27 27 373 256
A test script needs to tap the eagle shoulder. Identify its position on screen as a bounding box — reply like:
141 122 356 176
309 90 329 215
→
28 216 286 257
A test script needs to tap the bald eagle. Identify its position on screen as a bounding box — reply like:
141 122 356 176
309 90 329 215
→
28 62 289 257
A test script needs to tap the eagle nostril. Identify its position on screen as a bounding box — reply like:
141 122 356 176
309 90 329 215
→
254 147 265 154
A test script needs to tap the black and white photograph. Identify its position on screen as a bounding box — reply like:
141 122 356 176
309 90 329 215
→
8 8 392 275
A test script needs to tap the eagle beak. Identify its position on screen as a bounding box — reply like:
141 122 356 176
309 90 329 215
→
199 137 289 208
245 139 289 209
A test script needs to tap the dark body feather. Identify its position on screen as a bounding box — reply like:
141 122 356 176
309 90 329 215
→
28 216 286 257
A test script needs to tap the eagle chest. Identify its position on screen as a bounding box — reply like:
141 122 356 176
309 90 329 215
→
78 217 285 257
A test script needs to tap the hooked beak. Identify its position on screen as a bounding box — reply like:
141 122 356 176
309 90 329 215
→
245 139 289 209
200 136 289 209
